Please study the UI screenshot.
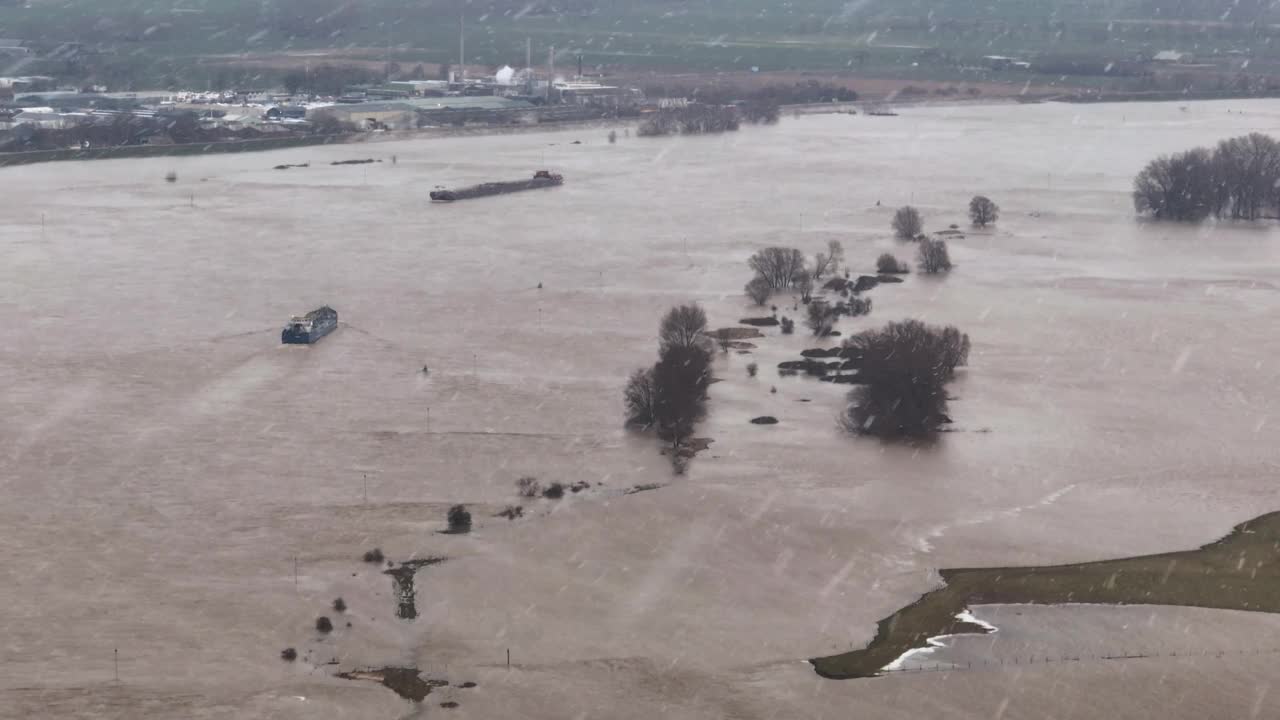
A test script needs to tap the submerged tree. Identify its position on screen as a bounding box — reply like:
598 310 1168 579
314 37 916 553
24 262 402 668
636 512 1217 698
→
917 239 952 274
745 275 772 305
623 368 657 428
1132 148 1216 221
659 304 708 351
748 247 807 289
876 253 910 274
652 344 711 448
892 206 923 239
968 195 999 227
841 320 970 438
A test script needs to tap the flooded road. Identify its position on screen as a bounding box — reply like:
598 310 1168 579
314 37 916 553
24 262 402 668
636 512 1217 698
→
2 99 1278 718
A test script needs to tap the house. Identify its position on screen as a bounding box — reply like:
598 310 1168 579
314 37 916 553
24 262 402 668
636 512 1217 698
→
265 105 308 121
1153 50 1194 64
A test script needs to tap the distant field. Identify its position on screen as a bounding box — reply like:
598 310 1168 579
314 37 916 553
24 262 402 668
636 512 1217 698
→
1 0 1275 87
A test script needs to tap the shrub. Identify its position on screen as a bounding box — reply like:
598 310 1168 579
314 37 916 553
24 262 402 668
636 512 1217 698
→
841 296 873 317
917 239 952 274
780 317 795 334
717 334 732 353
608 130 618 144
316 616 334 633
806 301 837 336
892 206 923 239
495 505 524 520
516 476 541 497
570 481 590 493
362 548 385 564
840 320 970 438
876 253 910 274
746 362 758 377
969 196 999 227
164 171 177 183
333 597 347 613
447 504 472 532
542 482 565 499
281 647 298 661
745 276 772 305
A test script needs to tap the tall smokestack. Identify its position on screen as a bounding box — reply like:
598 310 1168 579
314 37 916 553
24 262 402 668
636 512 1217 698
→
547 45 555 101
459 13 465 82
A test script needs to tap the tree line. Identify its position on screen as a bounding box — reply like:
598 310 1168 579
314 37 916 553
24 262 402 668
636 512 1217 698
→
1134 132 1280 222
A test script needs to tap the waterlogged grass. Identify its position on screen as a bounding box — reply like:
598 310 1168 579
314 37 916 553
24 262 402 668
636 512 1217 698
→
811 512 1280 679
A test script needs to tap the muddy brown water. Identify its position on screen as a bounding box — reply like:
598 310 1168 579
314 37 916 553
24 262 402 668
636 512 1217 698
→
2 99 1279 719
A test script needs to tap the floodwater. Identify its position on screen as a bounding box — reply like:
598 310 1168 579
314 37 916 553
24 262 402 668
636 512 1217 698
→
2 99 1278 719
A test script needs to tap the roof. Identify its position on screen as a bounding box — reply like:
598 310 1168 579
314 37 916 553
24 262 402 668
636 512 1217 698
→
324 97 534 113
1154 51 1187 61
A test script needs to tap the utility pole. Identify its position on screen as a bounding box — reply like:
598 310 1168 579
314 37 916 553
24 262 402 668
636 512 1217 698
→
114 648 118 682
363 473 367 504
294 556 298 590
459 13 465 83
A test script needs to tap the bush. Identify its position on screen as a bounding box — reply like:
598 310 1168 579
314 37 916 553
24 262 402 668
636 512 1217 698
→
333 597 347 613
917 239 952 274
780 317 795 334
969 196 999 227
892 206 923 239
806 301 837 336
745 276 772 305
746 362 758 377
841 296 873 317
840 320 970 438
447 504 472 532
570 481 590 493
877 253 910 274
516 476 541 497
281 647 298 661
495 505 524 519
164 171 177 183
542 482 565 499
362 548 385 564
608 130 618 144
316 616 334 633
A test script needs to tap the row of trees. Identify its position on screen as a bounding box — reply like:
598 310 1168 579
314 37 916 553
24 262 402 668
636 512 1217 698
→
1133 133 1280 221
638 105 741 137
892 197 998 240
624 305 713 455
745 240 844 301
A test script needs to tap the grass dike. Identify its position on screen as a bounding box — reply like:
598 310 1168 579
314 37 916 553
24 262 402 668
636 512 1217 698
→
811 512 1280 679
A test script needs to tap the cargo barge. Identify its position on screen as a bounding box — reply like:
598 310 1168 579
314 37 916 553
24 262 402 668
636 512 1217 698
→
430 170 563 202
282 306 338 344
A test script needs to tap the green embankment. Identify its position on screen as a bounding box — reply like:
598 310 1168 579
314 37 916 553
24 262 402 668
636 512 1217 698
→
811 512 1280 679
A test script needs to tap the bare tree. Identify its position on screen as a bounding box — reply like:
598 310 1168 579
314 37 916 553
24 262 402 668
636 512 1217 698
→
623 368 657 428
876 253 910 274
812 252 832 280
968 196 999 227
892 206 923 239
745 276 771 305
748 247 806 289
1132 148 1216 221
659 304 708 351
917 239 952 274
826 240 845 273
1213 133 1280 220
794 270 814 304
840 320 970 438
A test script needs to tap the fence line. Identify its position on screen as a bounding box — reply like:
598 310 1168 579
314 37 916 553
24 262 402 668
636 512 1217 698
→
881 645 1280 676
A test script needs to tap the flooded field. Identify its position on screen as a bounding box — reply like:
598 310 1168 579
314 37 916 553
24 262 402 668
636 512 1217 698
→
2 99 1279 719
